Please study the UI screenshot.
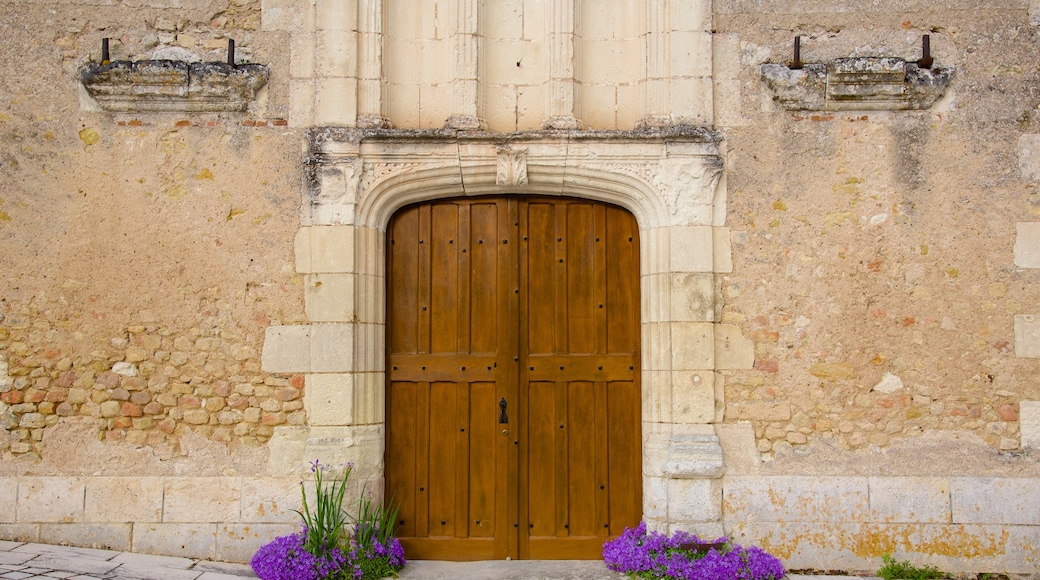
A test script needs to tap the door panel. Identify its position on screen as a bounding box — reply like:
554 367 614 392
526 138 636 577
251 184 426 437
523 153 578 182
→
387 197 639 560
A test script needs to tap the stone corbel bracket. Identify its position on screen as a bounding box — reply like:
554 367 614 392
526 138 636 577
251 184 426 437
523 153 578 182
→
761 57 952 111
80 60 270 113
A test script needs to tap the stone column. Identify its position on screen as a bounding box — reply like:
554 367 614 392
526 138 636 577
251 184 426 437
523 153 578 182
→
357 0 390 128
542 0 581 129
444 0 485 130
642 0 671 127
313 0 358 126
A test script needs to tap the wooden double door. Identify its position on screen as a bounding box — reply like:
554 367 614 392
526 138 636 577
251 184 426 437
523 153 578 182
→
385 197 641 560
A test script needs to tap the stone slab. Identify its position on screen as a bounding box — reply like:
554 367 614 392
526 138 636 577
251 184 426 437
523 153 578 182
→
0 479 16 523
1014 314 1040 358
722 475 869 523
950 478 1040 525
1014 222 1040 268
239 478 301 524
1022 400 1040 449
16 478 85 523
868 477 951 524
38 523 131 552
714 323 754 369
261 326 310 373
216 523 297 565
162 479 241 523
84 478 163 523
132 524 217 561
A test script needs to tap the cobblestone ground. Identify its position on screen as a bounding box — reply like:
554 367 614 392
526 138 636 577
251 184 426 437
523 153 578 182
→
0 541 255 580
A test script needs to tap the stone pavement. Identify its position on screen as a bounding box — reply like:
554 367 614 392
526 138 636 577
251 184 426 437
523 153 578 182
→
0 540 875 580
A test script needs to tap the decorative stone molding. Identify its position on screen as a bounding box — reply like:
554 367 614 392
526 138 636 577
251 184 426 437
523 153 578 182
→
495 146 528 186
80 60 269 113
761 57 951 111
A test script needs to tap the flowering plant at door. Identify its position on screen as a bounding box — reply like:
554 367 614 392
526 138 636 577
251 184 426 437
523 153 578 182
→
602 522 785 580
251 460 406 580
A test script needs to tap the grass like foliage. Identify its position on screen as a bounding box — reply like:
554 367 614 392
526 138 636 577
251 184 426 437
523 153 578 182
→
877 555 948 580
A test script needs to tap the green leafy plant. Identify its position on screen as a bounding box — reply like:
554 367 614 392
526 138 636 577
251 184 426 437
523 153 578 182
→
877 554 947 580
295 459 350 558
349 487 402 580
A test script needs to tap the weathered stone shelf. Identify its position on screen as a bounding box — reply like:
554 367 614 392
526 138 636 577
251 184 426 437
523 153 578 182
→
762 57 952 111
80 60 269 113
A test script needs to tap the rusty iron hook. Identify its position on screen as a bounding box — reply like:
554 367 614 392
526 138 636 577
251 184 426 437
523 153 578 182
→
790 36 803 70
227 39 236 67
918 34 933 69
101 38 110 65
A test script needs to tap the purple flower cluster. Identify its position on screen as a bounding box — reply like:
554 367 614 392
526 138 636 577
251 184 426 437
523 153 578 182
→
250 530 355 580
602 522 785 580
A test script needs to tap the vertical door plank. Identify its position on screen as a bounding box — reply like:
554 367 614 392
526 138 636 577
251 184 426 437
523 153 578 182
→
607 380 641 534
553 379 569 538
468 381 495 538
429 382 456 537
457 204 472 355
567 380 596 536
526 380 555 537
417 205 432 354
390 207 419 354
525 202 555 355
386 381 417 538
470 202 498 355
415 382 430 536
566 203 594 354
430 204 459 354
606 206 638 354
455 382 471 538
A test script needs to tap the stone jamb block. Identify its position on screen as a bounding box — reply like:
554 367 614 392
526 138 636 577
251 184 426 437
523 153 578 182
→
670 322 714 370
17 478 85 523
1014 314 1040 358
84 478 163 523
132 523 217 561
305 373 356 426
667 477 722 522
261 326 311 374
712 227 733 273
950 478 1040 525
670 370 716 424
295 225 357 274
264 426 311 477
668 273 715 322
669 226 714 273
310 323 356 373
305 273 357 323
714 324 754 369
162 478 241 523
304 425 385 481
1022 401 1040 450
868 477 951 524
39 523 131 552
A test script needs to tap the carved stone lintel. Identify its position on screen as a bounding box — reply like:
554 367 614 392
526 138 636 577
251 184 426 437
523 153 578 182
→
80 60 269 113
762 57 951 111
496 146 529 187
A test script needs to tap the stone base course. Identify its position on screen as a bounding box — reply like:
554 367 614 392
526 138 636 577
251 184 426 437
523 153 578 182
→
724 475 1040 574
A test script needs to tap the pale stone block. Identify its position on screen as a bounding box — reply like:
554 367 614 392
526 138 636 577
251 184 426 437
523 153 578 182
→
484 0 523 39
669 226 714 272
296 225 357 274
84 478 162 523
264 426 310 477
353 324 385 373
670 322 714 370
670 31 713 78
722 476 869 523
305 273 356 323
671 370 715 423
668 521 726 540
918 524 1040 575
670 0 712 31
1022 400 1040 449
715 422 760 475
662 433 725 479
421 84 453 129
261 0 314 32
671 77 713 126
0 524 39 543
669 272 714 322
310 323 355 372
354 226 383 277
304 425 384 481
725 400 791 421
289 78 315 128
485 40 541 86
132 524 216 560
217 523 298 565
616 82 647 129
483 84 518 133
724 522 876 572
641 274 664 324
162 479 241 523
713 79 746 129
17 478 84 523
950 478 1040 525
1014 222 1040 267
643 476 669 521
0 478 16 522
712 34 741 80
715 324 754 369
355 274 384 324
315 0 357 31
316 31 357 78
576 84 617 129
290 33 315 79
642 323 672 371
39 524 130 551
644 370 672 423
712 227 733 273
261 325 311 373
516 83 545 131
352 372 385 425
386 83 420 128
1014 314 1040 358
869 477 951 524
667 478 722 522
305 373 355 426
315 77 358 127
1019 135 1040 181
240 478 302 523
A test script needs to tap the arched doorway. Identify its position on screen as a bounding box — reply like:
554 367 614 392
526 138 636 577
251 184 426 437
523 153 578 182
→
385 196 642 560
